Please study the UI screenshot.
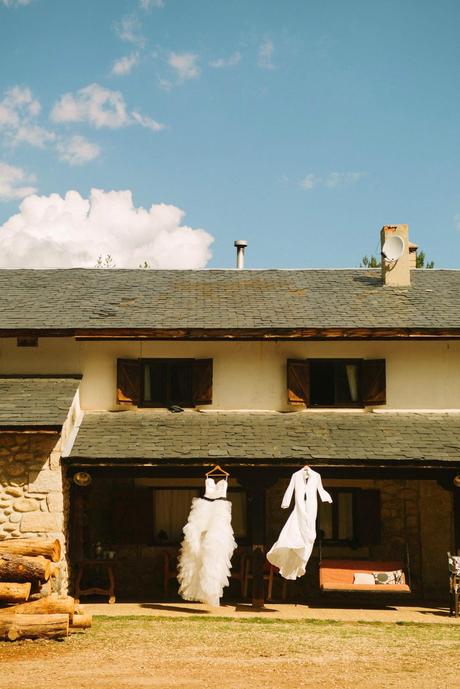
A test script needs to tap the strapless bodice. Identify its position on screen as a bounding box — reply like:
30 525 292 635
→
204 478 228 499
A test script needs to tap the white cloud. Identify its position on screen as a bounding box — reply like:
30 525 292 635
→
258 38 274 70
0 161 37 201
131 111 165 132
1 0 33 6
56 135 101 166
114 14 145 47
50 83 166 134
0 86 55 149
300 171 366 190
0 188 214 268
168 52 200 82
209 52 241 69
13 124 55 148
50 84 130 128
299 174 319 190
111 52 139 76
139 0 164 9
324 172 366 188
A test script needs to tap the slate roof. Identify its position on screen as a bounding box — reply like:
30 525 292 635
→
0 377 80 427
67 410 460 466
1 269 460 332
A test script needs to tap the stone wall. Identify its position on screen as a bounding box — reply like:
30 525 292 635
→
0 431 68 594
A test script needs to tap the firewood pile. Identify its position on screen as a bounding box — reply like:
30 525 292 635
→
0 538 92 641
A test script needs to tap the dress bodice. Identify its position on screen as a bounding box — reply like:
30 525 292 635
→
204 477 228 499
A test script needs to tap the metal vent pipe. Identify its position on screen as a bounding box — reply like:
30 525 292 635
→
234 240 248 269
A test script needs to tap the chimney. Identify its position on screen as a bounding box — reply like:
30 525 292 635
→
408 241 418 269
234 240 247 269
380 224 410 286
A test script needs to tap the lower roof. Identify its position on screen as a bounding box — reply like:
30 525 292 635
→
67 410 460 467
0 376 80 428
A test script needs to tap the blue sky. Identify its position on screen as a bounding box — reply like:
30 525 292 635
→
1 0 460 269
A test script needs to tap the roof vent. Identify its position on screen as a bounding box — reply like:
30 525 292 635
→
234 240 248 269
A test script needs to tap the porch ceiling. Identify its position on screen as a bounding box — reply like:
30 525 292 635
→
0 376 80 428
67 410 460 467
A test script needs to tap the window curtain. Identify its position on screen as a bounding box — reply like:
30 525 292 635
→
154 489 199 543
144 364 151 402
228 492 247 539
345 364 359 402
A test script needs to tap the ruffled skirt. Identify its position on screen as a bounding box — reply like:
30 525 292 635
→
177 497 237 606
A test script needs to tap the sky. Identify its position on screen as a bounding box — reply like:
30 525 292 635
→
1 0 460 269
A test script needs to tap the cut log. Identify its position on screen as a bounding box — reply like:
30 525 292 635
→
0 538 61 562
0 595 75 621
0 582 31 603
70 613 92 630
0 553 50 583
49 562 61 578
0 613 69 641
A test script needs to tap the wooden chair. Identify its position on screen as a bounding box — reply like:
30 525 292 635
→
448 552 460 617
163 549 178 597
243 557 287 601
229 548 247 594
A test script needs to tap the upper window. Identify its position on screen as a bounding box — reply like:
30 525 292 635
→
116 358 213 407
287 358 386 408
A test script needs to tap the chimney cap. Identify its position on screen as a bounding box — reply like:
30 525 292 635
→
234 239 248 248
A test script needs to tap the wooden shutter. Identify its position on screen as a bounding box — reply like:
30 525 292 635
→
287 359 310 405
355 489 381 546
192 359 213 405
117 358 140 404
361 359 386 405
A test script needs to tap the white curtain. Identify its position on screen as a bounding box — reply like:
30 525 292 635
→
345 364 359 402
154 489 199 542
144 365 151 401
227 492 247 539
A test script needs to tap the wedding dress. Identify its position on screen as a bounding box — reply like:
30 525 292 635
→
177 477 237 606
267 468 332 580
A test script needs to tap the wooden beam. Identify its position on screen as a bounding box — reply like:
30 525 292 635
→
2 327 460 340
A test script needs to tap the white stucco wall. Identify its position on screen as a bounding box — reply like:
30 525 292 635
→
1 337 460 411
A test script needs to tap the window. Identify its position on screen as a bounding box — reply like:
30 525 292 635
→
143 359 194 407
117 358 213 407
287 358 386 407
318 488 381 546
153 487 248 544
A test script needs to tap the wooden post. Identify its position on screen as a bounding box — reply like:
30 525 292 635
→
236 470 278 609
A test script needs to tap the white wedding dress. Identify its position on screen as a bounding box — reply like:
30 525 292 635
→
267 468 332 580
177 477 237 606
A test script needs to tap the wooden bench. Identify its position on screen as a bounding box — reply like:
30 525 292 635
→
319 559 411 594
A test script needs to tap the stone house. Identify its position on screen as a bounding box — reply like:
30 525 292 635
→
0 224 459 603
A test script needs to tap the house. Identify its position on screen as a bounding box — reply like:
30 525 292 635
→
0 224 459 603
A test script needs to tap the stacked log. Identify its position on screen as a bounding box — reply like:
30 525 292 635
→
0 538 92 641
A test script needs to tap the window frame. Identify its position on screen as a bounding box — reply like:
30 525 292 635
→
309 358 363 408
318 487 357 546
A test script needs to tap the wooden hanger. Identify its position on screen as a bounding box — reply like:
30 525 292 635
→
205 464 230 478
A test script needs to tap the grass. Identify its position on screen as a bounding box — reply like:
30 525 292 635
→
0 615 459 689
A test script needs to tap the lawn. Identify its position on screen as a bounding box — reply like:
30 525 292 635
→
0 615 458 689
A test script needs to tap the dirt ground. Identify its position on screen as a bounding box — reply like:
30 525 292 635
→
0 615 458 689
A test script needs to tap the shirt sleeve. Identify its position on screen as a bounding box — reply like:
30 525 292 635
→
281 474 296 509
317 475 333 503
